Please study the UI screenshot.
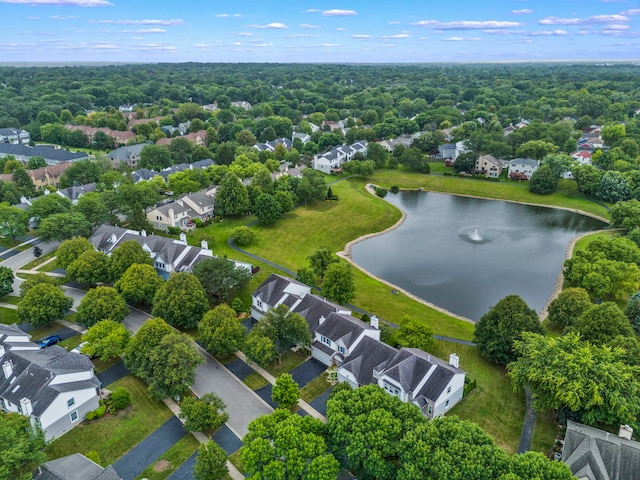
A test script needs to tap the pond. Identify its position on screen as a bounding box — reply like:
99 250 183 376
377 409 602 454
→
350 190 607 322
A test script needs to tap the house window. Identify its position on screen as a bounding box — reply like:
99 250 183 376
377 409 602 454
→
337 345 345 354
155 262 165 269
427 404 432 416
256 299 263 309
67 398 75 408
70 410 78 422
320 336 331 346
383 381 400 397
445 399 450 408
156 216 162 221
447 386 451 394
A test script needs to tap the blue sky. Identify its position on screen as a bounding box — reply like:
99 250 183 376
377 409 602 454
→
1 0 640 63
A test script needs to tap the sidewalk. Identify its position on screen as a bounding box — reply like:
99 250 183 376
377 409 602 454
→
163 398 244 480
234 351 327 422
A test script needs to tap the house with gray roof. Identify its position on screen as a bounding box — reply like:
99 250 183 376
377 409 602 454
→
253 137 293 153
55 183 96 205
107 143 149 169
508 157 539 180
0 127 30 144
0 144 88 165
0 325 100 441
312 141 368 174
146 189 215 231
34 453 121 480
562 420 640 480
251 274 465 417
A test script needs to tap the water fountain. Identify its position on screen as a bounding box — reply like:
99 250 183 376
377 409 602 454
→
470 228 482 242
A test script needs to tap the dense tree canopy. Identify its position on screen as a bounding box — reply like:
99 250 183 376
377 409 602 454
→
17 283 72 327
114 263 163 305
321 262 356 306
76 286 129 328
108 240 153 281
0 412 45 480
55 237 95 269
199 304 246 357
192 257 251 305
152 272 210 329
179 393 228 433
82 319 131 361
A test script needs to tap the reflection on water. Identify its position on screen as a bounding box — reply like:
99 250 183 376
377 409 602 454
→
351 191 606 321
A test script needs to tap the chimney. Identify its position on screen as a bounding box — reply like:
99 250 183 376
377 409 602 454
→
179 232 187 244
370 315 379 329
20 398 33 416
2 360 12 379
449 353 460 369
110 233 117 244
619 425 633 441
319 315 326 325
201 239 209 250
141 229 147 237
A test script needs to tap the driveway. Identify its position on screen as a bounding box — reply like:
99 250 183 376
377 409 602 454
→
224 359 254 381
113 416 187 480
33 326 78 343
290 358 326 388
97 361 131 387
310 386 334 417
254 384 277 409
167 452 197 480
212 424 243 455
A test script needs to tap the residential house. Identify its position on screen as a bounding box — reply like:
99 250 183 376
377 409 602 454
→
55 183 97 205
436 141 468 163
251 274 466 417
89 224 215 276
146 189 215 231
312 141 368 174
131 167 158 183
475 154 503 178
34 453 121 480
0 144 88 166
118 104 136 113
508 158 539 180
127 116 164 128
339 336 466 419
0 127 31 144
0 162 74 190
0 324 101 441
156 130 207 147
107 143 149 169
161 121 191 137
65 125 135 146
253 137 293 153
292 132 311 144
438 127 455 142
231 101 252 110
562 420 640 480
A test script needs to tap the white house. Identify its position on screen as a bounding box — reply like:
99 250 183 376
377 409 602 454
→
0 324 100 441
508 158 540 180
251 274 466 417
0 127 30 144
312 141 368 174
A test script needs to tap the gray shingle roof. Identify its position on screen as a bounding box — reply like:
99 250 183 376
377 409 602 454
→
57 183 96 202
340 335 397 385
0 143 88 163
34 453 122 480
107 143 148 161
253 273 309 307
316 312 374 349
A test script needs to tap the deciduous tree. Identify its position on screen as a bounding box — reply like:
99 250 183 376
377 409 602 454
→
192 257 251 305
199 304 246 357
0 412 45 480
473 295 544 365
395 315 434 351
254 193 283 224
76 286 128 328
19 273 58 296
108 239 153 281
307 246 337 280
322 262 356 306
547 287 592 329
124 317 173 379
572 301 634 345
194 441 228 480
152 272 209 329
0 203 28 239
0 266 14 297
17 283 72 327
114 263 163 305
38 212 91 242
216 172 249 217
179 393 229 433
56 237 94 269
66 250 110 286
82 319 131 361
241 410 339 480
272 373 300 409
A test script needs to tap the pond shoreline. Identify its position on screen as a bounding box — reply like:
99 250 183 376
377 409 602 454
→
339 183 610 324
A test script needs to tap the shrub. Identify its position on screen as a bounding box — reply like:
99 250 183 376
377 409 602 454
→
390 185 400 193
231 297 246 315
86 403 106 420
85 451 101 466
231 226 255 246
374 186 388 198
167 226 181 235
192 218 203 228
109 387 131 411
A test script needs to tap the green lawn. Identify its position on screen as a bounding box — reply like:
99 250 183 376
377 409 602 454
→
92 356 122 374
300 373 332 403
46 375 173 465
134 434 200 480
19 250 57 271
372 168 611 221
0 306 19 324
0 236 23 249
0 295 21 305
243 372 269 390
29 322 64 340
263 350 307 377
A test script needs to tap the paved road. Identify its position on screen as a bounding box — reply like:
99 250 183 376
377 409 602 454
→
192 354 272 438
0 240 59 294
113 416 187 480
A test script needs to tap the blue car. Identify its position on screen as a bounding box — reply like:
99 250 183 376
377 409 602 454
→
38 335 62 349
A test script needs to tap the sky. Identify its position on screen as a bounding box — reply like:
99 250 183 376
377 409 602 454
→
1 0 640 63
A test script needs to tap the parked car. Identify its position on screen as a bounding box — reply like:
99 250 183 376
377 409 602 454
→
38 335 62 349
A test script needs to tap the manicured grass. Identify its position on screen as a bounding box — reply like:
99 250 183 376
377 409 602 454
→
228 451 244 475
428 162 453 174
60 335 83 351
531 411 562 457
431 340 527 454
263 350 307 377
372 168 611 221
46 375 173 465
0 236 22 249
0 306 19 324
243 372 269 390
29 322 64 340
38 258 62 273
134 434 200 480
572 230 618 254
300 373 332 403
0 295 21 305
92 356 122 373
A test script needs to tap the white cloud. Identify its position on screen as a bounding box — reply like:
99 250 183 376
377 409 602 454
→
388 21 400 25
539 14 629 25
352 34 371 39
530 29 567 36
117 19 184 26
445 36 481 41
305 9 321 13
129 42 176 51
287 34 312 38
511 9 533 15
50 15 78 20
247 22 288 29
0 0 111 5
322 9 356 16
90 43 118 49
336 27 347 31
603 24 630 30
300 23 319 29
236 32 254 37
27 16 40 20
411 20 524 29
318 43 340 47
621 9 640 16
381 33 410 39
215 13 241 18
122 28 166 33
